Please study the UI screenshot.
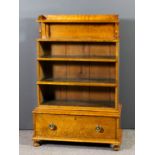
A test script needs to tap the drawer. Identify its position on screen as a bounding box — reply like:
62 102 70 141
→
35 114 116 140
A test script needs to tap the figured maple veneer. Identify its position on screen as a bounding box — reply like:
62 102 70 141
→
48 24 116 41
37 14 119 23
33 14 122 151
34 114 116 139
33 106 122 146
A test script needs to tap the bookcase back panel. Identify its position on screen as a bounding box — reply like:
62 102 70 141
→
47 24 116 41
39 61 115 81
39 85 115 108
90 63 115 80
39 42 116 58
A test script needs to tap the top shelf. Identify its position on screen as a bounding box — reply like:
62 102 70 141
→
37 14 119 23
37 38 118 43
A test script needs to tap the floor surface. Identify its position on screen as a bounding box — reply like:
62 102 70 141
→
19 130 135 155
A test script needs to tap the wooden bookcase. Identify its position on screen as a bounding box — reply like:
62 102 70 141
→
32 14 122 151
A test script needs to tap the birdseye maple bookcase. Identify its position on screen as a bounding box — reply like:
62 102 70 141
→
32 14 122 151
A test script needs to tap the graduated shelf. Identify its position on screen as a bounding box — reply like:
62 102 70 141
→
37 55 117 62
37 78 116 87
37 38 118 42
41 100 115 108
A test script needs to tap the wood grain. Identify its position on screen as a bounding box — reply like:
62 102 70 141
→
37 14 119 23
34 114 116 139
33 14 122 150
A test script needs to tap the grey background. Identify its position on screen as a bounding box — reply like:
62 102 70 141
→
19 0 135 129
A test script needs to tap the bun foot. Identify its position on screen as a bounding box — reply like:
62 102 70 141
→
33 140 41 147
112 145 120 151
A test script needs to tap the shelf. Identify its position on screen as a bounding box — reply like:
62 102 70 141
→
37 15 119 23
37 38 118 43
37 78 116 87
37 55 117 62
41 100 115 108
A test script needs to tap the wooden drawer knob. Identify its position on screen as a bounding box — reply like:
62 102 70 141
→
96 125 104 133
49 123 57 130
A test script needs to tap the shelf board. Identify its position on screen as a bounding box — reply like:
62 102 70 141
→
37 14 119 23
37 55 117 62
41 100 115 108
37 38 118 43
37 78 116 87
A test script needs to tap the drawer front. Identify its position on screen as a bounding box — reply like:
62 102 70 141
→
35 114 116 140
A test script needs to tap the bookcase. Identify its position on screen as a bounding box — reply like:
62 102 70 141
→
32 14 122 151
